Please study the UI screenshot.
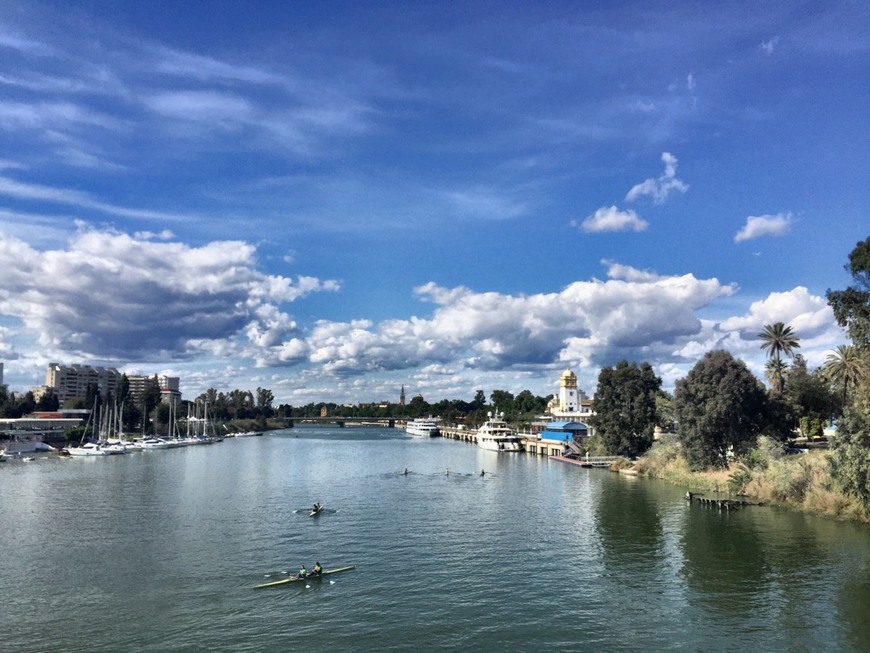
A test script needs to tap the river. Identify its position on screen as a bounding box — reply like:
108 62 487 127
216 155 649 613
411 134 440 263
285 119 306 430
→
1 426 868 652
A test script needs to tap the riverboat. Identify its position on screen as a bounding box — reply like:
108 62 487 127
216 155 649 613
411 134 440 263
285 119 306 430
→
476 412 522 452
405 418 441 437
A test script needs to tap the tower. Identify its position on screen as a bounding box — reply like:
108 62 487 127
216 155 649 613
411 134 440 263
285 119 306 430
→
558 369 579 413
399 385 406 406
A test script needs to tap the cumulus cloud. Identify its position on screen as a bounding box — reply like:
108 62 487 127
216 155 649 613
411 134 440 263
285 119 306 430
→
253 265 737 379
734 213 793 242
602 260 662 283
576 206 648 233
0 227 339 361
625 152 689 204
720 287 834 338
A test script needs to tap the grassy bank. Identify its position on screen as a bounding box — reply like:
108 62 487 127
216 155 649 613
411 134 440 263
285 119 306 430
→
628 437 869 524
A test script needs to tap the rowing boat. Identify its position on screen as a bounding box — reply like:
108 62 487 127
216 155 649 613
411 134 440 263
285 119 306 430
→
254 565 355 589
309 505 323 517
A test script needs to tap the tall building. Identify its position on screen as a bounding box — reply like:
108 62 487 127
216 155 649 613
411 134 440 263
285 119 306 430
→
126 374 181 404
399 385 405 406
45 363 122 404
45 364 181 405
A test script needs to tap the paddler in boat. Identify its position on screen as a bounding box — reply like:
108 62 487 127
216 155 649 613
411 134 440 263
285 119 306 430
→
312 562 323 576
298 563 308 579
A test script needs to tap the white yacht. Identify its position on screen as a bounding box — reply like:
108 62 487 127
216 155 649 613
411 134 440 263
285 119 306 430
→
64 442 111 457
405 418 441 437
476 412 522 452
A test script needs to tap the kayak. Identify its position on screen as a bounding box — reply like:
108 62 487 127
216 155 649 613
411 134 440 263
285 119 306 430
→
309 505 323 517
254 565 355 589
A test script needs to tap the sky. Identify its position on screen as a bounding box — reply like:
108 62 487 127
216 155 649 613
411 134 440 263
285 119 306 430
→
0 1 867 407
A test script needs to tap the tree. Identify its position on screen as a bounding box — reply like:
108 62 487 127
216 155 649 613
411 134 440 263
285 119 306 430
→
588 360 660 458
827 236 870 349
829 409 870 509
256 387 274 417
674 350 769 470
783 355 835 437
490 390 515 415
35 389 60 412
823 345 869 413
141 376 162 434
758 322 800 393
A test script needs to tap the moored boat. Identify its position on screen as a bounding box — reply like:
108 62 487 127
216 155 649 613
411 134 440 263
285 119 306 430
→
64 442 111 457
476 412 522 452
405 418 441 437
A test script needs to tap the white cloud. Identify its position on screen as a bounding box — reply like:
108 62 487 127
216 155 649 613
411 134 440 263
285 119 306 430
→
602 260 662 283
576 206 648 233
625 152 689 204
0 227 339 361
734 213 793 242
442 187 530 221
760 37 780 54
719 287 833 337
267 265 737 380
0 175 192 222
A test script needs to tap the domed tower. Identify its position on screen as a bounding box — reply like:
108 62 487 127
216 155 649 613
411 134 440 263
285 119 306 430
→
558 369 579 413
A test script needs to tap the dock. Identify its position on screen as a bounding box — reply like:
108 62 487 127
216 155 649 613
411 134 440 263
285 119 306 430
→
684 492 762 510
439 426 588 457
550 455 621 468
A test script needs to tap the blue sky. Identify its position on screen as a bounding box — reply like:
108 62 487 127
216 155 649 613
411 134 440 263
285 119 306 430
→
0 1 867 406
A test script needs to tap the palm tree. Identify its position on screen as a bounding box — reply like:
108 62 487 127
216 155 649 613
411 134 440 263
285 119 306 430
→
764 358 788 392
758 322 801 393
823 344 869 411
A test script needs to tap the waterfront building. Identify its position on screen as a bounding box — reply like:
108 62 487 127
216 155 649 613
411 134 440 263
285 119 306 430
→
539 420 588 446
547 368 593 419
45 364 182 405
125 374 181 405
46 363 122 405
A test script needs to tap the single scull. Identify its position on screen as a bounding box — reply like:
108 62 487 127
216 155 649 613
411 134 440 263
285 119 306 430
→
254 565 355 589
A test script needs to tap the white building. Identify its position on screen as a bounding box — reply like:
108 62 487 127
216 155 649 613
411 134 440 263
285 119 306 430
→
547 369 593 419
45 364 181 405
45 363 122 404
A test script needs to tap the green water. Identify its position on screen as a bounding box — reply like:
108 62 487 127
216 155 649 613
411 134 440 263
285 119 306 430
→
1 427 868 652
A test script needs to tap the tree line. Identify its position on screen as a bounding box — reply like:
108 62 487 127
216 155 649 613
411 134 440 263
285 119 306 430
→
589 236 870 511
283 388 552 426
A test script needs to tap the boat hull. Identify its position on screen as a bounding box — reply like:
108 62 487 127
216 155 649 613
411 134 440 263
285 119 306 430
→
254 565 355 588
405 419 441 437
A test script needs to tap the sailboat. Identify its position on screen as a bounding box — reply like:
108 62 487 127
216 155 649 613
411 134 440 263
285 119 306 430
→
64 401 111 457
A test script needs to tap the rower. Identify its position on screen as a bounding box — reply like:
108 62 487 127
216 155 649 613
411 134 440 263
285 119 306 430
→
313 561 323 576
298 564 307 578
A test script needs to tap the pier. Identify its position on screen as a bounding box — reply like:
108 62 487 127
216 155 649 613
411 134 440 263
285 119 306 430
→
684 492 762 510
551 455 622 468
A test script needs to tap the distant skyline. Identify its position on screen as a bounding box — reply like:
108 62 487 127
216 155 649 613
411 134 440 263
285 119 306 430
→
0 1 867 405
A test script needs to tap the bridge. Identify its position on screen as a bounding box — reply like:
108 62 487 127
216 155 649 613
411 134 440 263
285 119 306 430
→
286 416 403 428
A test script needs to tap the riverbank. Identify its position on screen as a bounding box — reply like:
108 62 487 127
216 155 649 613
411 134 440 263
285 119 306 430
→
626 437 869 524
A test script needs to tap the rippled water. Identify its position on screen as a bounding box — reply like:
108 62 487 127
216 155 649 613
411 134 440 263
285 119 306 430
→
1 427 869 652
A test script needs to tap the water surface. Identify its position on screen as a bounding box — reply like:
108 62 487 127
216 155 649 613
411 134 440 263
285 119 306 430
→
1 426 868 652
